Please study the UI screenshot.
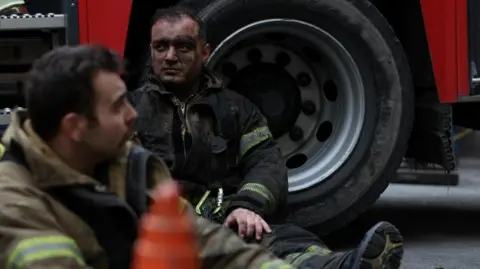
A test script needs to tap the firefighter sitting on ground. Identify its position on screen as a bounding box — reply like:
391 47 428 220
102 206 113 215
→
0 45 295 269
129 6 404 269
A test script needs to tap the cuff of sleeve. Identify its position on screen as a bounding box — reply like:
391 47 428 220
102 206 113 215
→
226 193 267 218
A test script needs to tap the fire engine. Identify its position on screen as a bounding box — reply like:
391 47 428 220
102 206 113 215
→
0 0 478 233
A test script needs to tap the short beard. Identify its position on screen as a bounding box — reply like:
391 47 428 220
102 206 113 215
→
164 76 200 100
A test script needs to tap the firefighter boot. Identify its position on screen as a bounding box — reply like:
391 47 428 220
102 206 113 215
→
340 221 403 269
295 221 404 269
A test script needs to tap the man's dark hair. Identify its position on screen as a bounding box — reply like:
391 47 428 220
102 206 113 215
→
24 44 123 141
151 6 207 41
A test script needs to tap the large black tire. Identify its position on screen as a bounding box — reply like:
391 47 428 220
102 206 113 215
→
175 0 414 234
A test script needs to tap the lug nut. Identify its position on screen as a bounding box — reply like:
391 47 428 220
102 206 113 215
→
301 100 316 115
275 52 291 67
289 126 304 142
297 72 312 87
247 48 262 63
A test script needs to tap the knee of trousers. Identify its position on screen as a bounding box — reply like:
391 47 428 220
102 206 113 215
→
259 223 328 258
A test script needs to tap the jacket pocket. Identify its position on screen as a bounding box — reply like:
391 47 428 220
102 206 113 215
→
211 136 239 175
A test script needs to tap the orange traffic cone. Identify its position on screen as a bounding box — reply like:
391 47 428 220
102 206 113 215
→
132 180 199 269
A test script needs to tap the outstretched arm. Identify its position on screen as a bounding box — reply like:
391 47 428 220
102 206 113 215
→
184 199 294 269
226 98 288 219
149 178 295 269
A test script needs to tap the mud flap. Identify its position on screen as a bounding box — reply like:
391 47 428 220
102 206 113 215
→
404 91 455 172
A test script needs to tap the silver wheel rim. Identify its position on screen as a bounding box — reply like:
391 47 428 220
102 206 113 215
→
207 19 366 192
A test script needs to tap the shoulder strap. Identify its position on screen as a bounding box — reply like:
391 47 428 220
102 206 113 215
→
0 141 29 168
0 143 5 158
0 142 34 189
125 146 157 217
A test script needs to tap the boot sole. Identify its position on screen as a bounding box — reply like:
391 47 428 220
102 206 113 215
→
351 221 404 269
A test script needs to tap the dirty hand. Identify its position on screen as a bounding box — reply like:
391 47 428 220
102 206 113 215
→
224 208 272 240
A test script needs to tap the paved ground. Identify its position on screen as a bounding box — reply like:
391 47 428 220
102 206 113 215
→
323 157 480 269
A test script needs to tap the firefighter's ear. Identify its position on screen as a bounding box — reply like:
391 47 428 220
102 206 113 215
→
202 43 211 63
62 112 87 142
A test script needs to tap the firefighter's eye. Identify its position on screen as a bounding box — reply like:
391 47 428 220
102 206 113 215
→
112 94 127 112
173 39 195 52
178 45 190 52
154 43 168 51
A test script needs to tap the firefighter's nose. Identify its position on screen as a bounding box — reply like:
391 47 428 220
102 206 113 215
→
165 47 177 61
126 102 137 123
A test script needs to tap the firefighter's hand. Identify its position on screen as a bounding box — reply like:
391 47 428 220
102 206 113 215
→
224 208 272 240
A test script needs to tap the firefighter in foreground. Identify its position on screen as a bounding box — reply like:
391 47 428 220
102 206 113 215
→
0 45 294 269
131 6 404 269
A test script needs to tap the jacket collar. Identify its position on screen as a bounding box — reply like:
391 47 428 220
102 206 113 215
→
145 66 224 97
1 109 133 189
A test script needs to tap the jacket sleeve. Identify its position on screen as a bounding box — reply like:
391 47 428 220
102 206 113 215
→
182 203 294 269
226 97 289 218
0 182 91 269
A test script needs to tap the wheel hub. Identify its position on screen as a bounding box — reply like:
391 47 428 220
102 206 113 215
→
228 62 302 138
207 19 366 192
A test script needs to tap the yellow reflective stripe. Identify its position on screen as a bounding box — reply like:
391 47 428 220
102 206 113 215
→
289 252 318 267
239 126 272 158
306 245 331 255
284 253 302 263
239 183 276 205
7 235 85 269
0 143 5 158
259 259 294 269
284 245 332 267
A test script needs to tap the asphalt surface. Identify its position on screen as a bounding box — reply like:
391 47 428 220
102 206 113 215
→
322 137 480 269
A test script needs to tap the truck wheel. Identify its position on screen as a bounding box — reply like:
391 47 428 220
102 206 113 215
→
179 0 414 233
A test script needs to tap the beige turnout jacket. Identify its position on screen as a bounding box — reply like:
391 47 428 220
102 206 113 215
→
0 110 292 269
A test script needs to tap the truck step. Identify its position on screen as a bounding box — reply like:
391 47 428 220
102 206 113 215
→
395 168 459 186
394 159 459 186
0 13 65 31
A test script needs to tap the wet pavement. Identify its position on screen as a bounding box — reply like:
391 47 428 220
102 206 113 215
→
323 133 480 269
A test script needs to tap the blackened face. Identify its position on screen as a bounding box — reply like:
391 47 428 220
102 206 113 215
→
150 17 210 87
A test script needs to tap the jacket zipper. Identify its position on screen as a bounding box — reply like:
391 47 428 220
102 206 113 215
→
179 102 187 157
175 93 202 161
